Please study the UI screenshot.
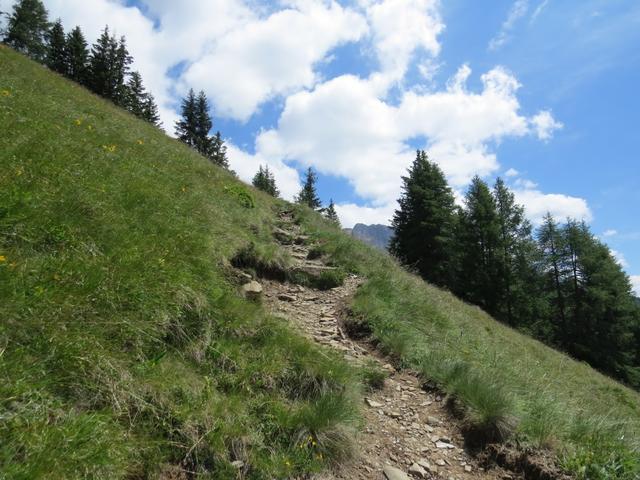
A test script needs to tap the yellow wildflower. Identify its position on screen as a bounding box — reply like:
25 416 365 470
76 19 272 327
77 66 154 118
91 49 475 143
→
16 166 24 176
137 139 144 145
87 125 93 131
102 144 117 153
74 118 82 126
1 89 11 97
0 255 6 262
284 460 291 467
181 186 186 192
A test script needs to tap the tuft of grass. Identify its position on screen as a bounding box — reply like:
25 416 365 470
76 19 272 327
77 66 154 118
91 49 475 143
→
359 360 387 391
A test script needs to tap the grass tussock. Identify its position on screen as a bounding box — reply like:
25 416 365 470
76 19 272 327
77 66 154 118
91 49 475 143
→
293 204 640 479
0 47 365 479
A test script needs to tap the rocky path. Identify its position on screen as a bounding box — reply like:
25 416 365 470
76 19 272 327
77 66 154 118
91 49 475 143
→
257 213 519 480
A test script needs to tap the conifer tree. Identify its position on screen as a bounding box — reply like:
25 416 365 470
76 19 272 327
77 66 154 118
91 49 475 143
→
175 89 198 148
65 26 89 84
125 71 147 118
210 131 229 169
456 176 502 313
142 93 162 128
325 199 340 226
493 177 539 326
3 0 50 61
296 167 321 209
89 27 131 105
390 150 457 288
252 165 279 197
194 90 213 157
46 18 66 74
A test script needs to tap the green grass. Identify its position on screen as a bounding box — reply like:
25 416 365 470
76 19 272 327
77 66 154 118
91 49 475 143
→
0 46 362 479
2 45 640 479
295 206 640 479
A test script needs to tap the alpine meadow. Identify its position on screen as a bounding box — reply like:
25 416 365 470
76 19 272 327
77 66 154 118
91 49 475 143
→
2 1 640 479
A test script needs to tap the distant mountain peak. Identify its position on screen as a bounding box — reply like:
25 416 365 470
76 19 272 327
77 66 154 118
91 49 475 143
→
344 223 393 250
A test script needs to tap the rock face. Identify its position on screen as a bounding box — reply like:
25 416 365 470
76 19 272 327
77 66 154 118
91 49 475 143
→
344 223 393 251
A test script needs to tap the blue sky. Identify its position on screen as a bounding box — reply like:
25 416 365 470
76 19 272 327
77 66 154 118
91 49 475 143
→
3 0 637 292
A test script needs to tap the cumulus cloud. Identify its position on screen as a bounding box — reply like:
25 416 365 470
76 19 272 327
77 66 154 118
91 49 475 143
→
336 202 396 228
489 0 529 51
611 250 629 269
603 229 618 237
530 110 563 140
513 187 592 225
631 275 640 296
181 1 367 120
505 167 520 177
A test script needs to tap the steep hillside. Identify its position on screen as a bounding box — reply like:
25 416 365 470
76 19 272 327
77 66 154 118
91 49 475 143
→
1 46 639 479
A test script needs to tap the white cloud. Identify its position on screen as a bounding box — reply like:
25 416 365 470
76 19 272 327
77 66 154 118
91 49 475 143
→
181 1 367 120
530 110 563 140
505 167 520 177
363 0 443 84
489 0 529 51
530 0 550 23
336 202 396 228
630 275 640 296
611 250 629 269
513 187 592 225
603 229 618 237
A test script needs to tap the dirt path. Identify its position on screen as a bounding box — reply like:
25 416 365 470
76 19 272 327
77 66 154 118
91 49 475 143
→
261 213 519 480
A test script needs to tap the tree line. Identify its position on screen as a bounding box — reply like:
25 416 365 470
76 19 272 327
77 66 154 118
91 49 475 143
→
391 150 640 388
2 0 161 126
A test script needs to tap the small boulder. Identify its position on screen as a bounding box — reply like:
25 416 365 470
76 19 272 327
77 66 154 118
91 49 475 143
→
383 465 411 480
408 463 427 478
277 293 297 302
365 397 384 408
242 281 263 300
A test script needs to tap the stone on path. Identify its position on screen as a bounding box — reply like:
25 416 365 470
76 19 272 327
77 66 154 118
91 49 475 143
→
241 281 262 300
383 465 411 480
277 293 297 302
365 397 384 408
408 463 428 478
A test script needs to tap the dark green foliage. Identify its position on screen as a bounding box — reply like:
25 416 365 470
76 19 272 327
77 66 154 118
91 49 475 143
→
210 131 229 168
88 27 132 105
175 88 197 147
324 199 340 226
142 93 161 127
390 150 457 288
2 0 50 61
253 164 279 197
45 18 66 74
455 176 502 312
64 26 89 85
175 90 226 167
296 167 321 209
124 71 146 118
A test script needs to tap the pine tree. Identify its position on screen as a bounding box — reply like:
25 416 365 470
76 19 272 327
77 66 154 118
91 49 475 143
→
89 27 131 105
125 71 147 118
456 176 502 313
252 165 279 197
296 167 321 209
537 213 569 345
3 0 50 61
193 90 213 157
325 199 340 226
46 18 66 74
175 89 198 148
65 26 89 85
211 131 229 169
142 93 162 128
493 177 539 326
390 150 457 288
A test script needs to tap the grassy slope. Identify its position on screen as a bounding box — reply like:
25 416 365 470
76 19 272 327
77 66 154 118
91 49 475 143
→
1 46 639 479
0 46 363 479
297 205 640 477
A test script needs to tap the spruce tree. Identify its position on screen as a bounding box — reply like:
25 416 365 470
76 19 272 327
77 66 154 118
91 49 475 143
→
252 165 279 197
89 27 131 105
125 71 147 118
175 89 198 148
325 199 340 226
493 177 539 326
194 90 213 158
3 0 50 61
456 176 502 313
390 150 457 288
296 167 321 209
46 18 66 74
211 131 229 169
143 94 162 128
65 26 89 85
